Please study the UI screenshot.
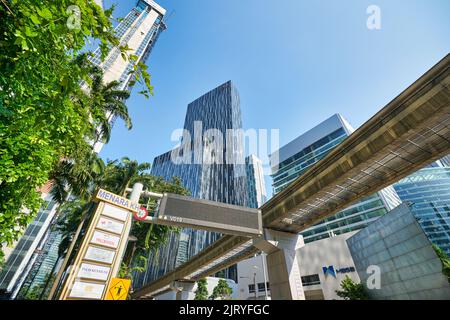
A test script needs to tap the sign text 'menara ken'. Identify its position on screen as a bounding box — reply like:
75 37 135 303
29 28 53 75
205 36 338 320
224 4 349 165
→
95 189 140 212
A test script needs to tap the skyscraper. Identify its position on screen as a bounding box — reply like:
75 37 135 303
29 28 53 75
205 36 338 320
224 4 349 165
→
270 114 401 243
133 81 248 287
393 165 450 255
0 198 58 298
16 231 62 300
246 155 267 209
92 0 167 153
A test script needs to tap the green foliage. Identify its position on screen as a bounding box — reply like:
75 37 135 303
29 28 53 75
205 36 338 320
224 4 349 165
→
118 262 132 279
432 244 450 284
0 251 5 270
55 200 92 256
0 0 111 250
21 285 43 300
100 157 152 196
335 276 369 300
210 279 233 300
19 272 56 300
0 0 154 258
194 278 209 300
50 145 107 204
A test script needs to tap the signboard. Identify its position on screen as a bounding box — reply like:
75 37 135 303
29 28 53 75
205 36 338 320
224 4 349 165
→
104 278 131 300
77 263 110 281
97 216 125 234
102 203 129 222
85 246 116 264
90 230 121 249
156 193 263 237
60 189 134 300
69 281 105 299
96 189 140 212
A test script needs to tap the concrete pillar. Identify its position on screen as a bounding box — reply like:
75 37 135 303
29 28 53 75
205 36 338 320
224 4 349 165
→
253 229 305 300
170 281 196 300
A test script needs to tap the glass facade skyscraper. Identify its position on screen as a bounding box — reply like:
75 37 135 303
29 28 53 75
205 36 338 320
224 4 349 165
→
16 230 62 300
133 81 248 288
270 114 401 243
245 155 267 209
0 199 58 298
393 166 450 255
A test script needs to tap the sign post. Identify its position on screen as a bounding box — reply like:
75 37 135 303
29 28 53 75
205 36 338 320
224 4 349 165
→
58 189 140 300
57 185 262 300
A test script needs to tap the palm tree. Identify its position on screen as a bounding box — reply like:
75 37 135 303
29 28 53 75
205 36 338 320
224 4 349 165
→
47 150 104 299
89 67 132 146
49 146 105 204
48 57 132 204
100 157 152 196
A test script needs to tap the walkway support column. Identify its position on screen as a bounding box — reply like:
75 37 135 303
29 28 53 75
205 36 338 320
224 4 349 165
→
253 229 305 300
170 281 196 300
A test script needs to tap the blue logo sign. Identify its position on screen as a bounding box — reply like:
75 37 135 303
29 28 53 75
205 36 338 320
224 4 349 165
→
322 265 336 278
323 265 355 278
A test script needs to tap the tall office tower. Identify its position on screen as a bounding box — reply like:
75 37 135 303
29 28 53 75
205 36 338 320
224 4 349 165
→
16 231 62 300
0 198 58 299
393 164 450 255
133 81 248 288
91 0 167 153
270 114 401 243
246 155 268 209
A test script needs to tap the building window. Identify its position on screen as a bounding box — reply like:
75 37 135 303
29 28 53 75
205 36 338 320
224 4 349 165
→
257 282 270 292
301 274 321 286
248 284 255 293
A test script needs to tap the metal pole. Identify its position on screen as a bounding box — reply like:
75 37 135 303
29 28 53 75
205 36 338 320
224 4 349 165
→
261 253 269 300
253 272 257 300
130 183 144 203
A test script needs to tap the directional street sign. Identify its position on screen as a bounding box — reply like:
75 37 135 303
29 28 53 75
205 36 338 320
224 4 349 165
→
151 193 263 237
105 278 131 300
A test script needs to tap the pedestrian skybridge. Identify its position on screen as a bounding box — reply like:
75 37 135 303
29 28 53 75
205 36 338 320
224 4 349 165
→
132 53 450 299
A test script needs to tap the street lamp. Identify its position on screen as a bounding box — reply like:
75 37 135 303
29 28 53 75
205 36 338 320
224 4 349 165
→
252 268 257 300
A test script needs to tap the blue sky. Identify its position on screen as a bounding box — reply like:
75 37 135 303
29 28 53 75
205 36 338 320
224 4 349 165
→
99 0 450 198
